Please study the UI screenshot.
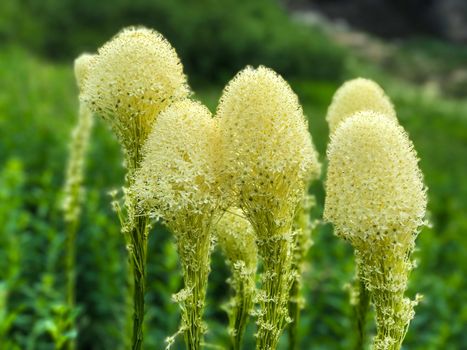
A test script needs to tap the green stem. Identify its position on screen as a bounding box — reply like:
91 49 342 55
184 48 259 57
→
372 290 407 350
129 215 149 350
65 220 78 350
287 278 300 350
287 193 315 350
354 279 370 350
176 225 211 350
229 279 253 350
256 236 292 350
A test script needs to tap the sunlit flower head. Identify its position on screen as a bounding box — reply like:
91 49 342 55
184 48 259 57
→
324 111 427 250
216 66 321 236
81 26 190 166
132 99 219 228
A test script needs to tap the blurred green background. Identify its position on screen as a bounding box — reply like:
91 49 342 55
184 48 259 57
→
0 0 466 349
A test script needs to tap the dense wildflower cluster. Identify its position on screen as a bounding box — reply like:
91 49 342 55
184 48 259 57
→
215 209 257 350
133 99 220 350
70 22 429 350
217 66 321 350
81 27 190 168
326 78 396 133
324 112 427 350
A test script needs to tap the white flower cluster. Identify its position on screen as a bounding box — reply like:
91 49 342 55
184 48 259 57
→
324 111 426 252
133 99 220 230
81 27 190 167
217 66 321 238
326 78 396 133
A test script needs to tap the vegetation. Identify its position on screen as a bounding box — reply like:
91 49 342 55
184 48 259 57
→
0 0 345 83
0 1 466 349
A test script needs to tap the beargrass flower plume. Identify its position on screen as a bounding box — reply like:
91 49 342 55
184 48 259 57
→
217 66 321 350
61 53 95 350
326 78 396 134
80 26 190 350
133 99 221 350
288 193 317 350
324 112 427 350
215 208 257 350
81 26 190 170
326 77 397 348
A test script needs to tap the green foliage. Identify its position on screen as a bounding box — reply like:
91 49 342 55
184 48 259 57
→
0 47 125 350
0 0 345 83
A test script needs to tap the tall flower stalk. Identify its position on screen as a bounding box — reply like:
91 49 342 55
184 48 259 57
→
62 53 95 350
325 78 397 350
324 112 427 350
215 209 257 350
132 100 221 350
217 67 321 350
81 27 189 350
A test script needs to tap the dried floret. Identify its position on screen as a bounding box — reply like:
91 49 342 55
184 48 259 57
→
326 78 396 134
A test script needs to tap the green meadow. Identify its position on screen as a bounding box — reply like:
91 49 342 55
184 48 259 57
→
0 1 466 349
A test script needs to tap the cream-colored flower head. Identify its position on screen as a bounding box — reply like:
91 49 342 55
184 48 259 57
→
74 53 95 91
217 66 321 236
215 208 257 269
132 99 219 228
326 78 396 134
81 27 190 165
324 111 427 250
